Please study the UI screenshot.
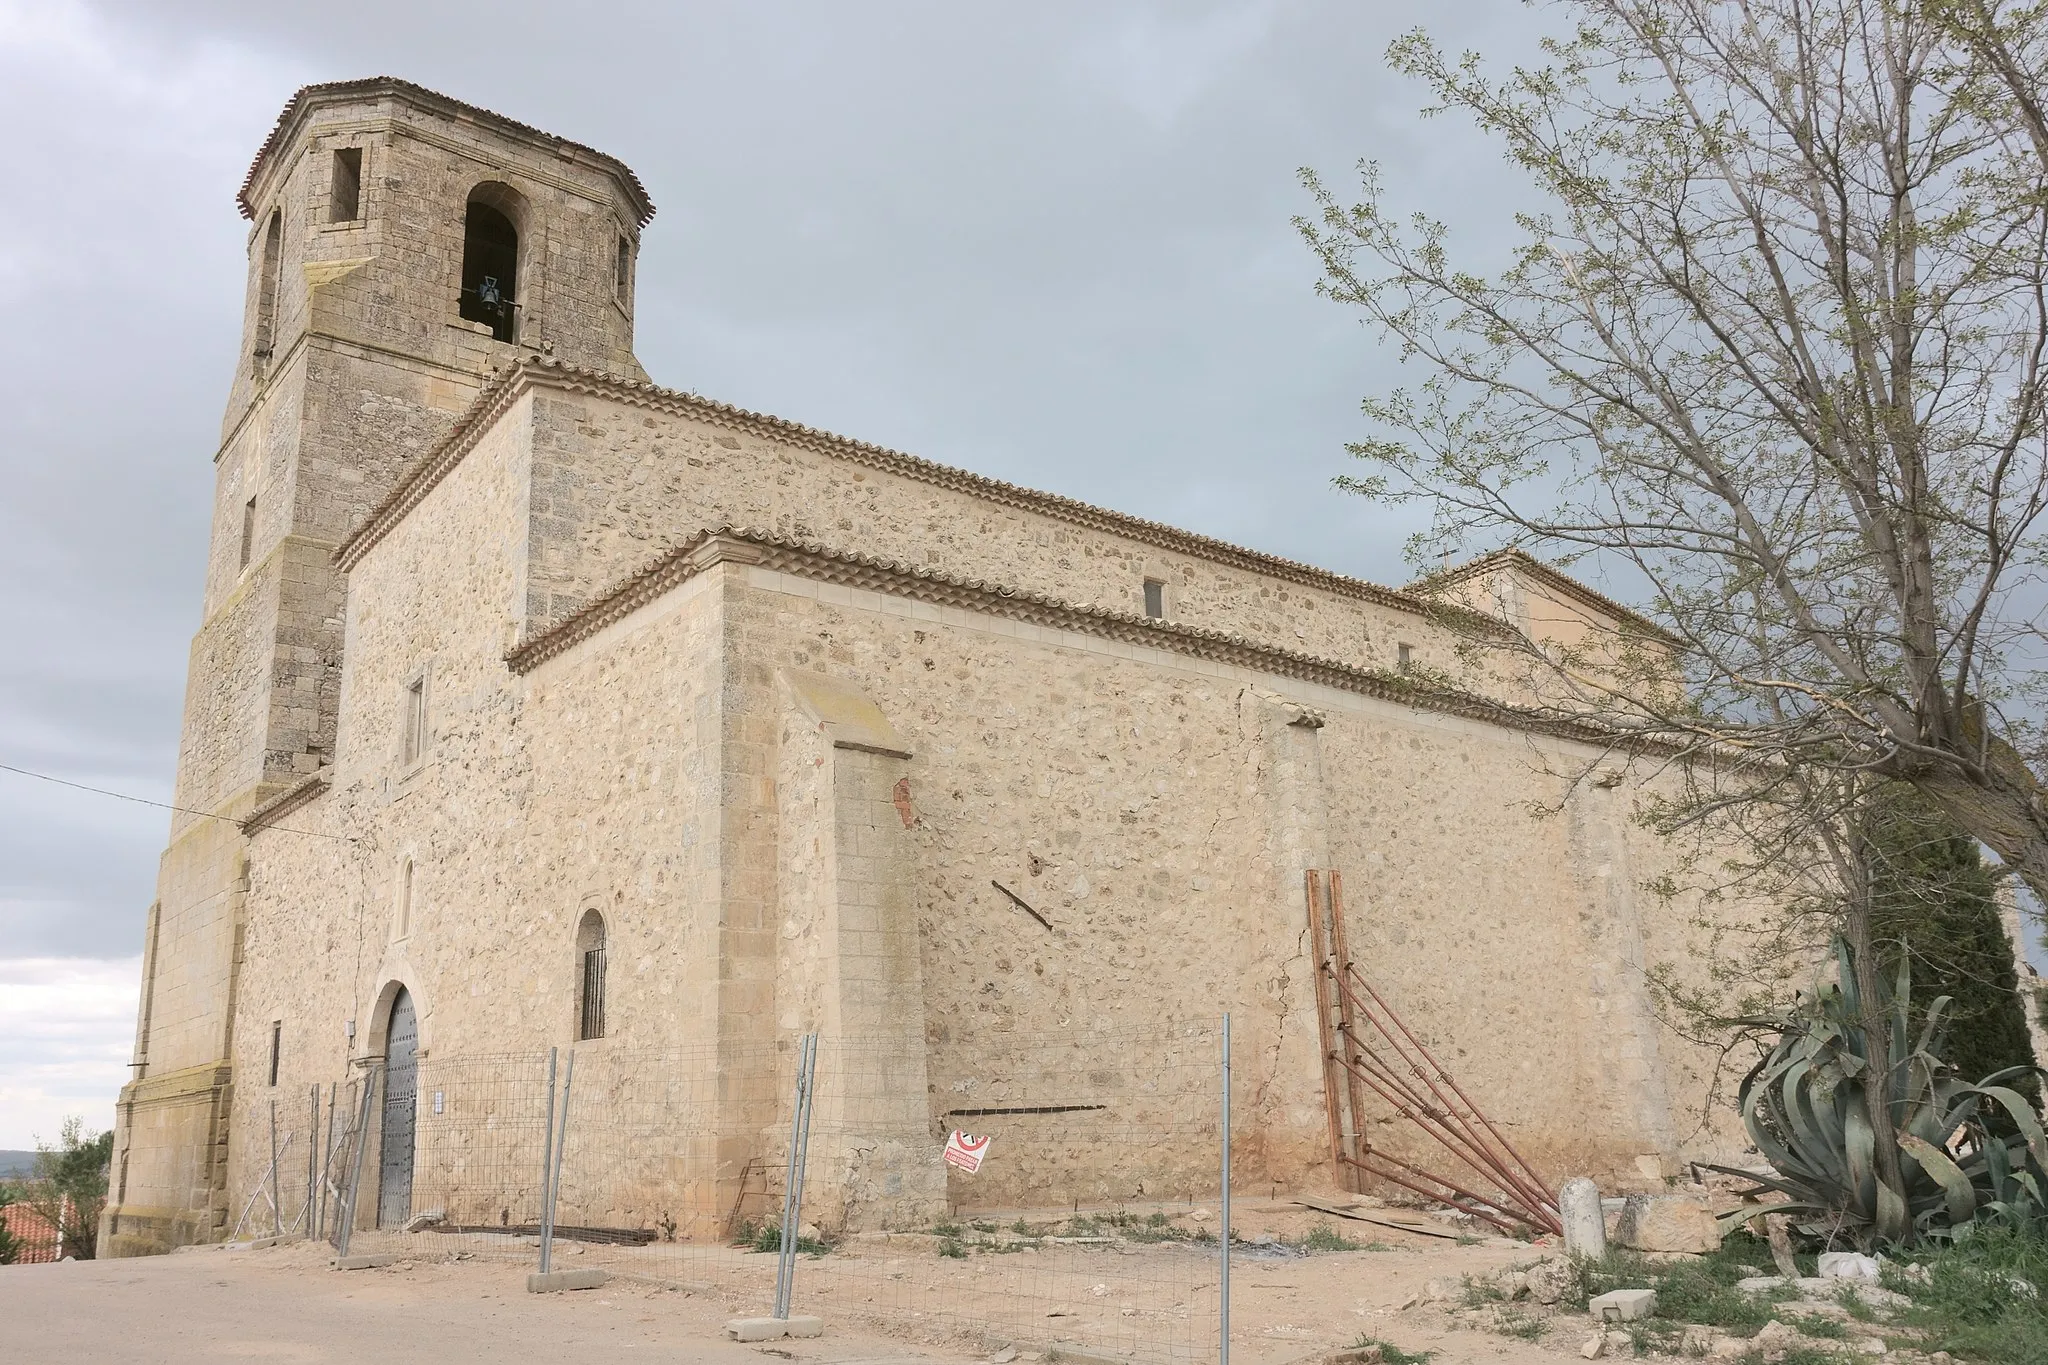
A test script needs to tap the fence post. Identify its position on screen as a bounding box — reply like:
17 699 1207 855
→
1220 1012 1232 1365
537 1047 558 1275
544 1049 576 1269
336 1066 379 1258
318 1083 337 1239
773 1032 818 1320
305 1085 320 1235
269 1099 282 1237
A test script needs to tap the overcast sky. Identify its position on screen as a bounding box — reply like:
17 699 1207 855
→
5 2 2032 1151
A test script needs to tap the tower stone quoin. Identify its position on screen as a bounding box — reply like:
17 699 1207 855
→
101 78 654 1258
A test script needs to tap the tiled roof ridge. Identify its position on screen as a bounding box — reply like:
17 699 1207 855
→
504 524 1662 758
239 77 655 224
335 354 1463 620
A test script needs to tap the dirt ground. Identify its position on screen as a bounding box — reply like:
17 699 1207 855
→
0 1205 1626 1365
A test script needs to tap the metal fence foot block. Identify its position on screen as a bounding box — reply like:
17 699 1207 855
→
726 1316 823 1341
334 1254 399 1270
527 1268 611 1293
249 1234 303 1250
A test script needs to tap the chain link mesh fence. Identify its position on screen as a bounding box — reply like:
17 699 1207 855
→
307 1022 1231 1364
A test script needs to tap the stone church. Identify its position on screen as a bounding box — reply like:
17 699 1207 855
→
103 78 1749 1256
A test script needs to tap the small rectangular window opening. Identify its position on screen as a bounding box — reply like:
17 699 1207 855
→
1143 579 1165 619
615 235 631 298
239 496 256 570
329 147 362 223
402 676 426 765
267 1020 282 1087
1397 642 1414 672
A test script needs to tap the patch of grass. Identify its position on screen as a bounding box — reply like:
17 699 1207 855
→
1736 1349 1851 1365
969 1219 997 1234
930 1222 964 1239
1352 1337 1434 1364
1889 1221 2048 1365
1011 1218 1034 1237
1146 1212 1169 1228
1574 1235 1782 1336
937 1236 967 1259
1784 1313 1846 1339
1495 1309 1547 1341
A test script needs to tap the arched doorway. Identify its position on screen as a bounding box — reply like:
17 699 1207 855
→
377 986 419 1229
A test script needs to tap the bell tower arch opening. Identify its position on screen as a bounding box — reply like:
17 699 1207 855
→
459 182 526 342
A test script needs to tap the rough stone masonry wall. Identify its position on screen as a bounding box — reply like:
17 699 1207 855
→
235 401 763 1235
516 383 1476 683
710 566 1752 1204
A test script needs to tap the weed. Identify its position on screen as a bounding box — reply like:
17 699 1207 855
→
931 1222 964 1239
1289 1222 1367 1254
969 1219 998 1234
937 1237 966 1259
1459 1276 1507 1308
1011 1219 1034 1237
1147 1212 1169 1228
731 1219 828 1256
1784 1313 1846 1339
1352 1337 1434 1364
1495 1310 1547 1341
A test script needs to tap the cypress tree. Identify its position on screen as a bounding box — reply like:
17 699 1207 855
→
1865 789 2037 1098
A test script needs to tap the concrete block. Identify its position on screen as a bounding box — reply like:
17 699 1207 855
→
335 1253 398 1270
1589 1288 1658 1323
725 1316 823 1341
527 1268 611 1293
248 1234 303 1250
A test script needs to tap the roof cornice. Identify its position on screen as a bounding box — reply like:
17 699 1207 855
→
505 525 1646 756
239 78 655 225
334 357 1502 639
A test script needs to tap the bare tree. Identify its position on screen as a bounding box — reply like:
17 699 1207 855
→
1299 0 2048 925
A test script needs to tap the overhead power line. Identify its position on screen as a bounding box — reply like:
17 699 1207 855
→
0 761 351 842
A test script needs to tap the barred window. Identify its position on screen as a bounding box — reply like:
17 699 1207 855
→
577 910 607 1041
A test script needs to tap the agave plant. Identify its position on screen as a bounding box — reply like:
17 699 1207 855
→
1708 936 2048 1248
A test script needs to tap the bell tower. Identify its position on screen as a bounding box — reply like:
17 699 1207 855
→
102 79 655 1256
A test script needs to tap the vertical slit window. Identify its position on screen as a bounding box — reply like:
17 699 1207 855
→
267 1020 282 1087
239 496 256 570
615 235 631 299
401 676 426 765
1397 642 1414 672
329 147 362 223
1143 579 1165 619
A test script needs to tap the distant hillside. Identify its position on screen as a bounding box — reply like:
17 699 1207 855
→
0 1150 37 1180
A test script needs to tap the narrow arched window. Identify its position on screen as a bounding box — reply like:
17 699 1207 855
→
576 910 607 1040
459 183 524 342
253 210 282 366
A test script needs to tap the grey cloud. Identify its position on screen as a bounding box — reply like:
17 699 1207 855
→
2 0 1540 970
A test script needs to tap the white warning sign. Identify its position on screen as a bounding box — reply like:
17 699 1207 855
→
943 1129 991 1174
